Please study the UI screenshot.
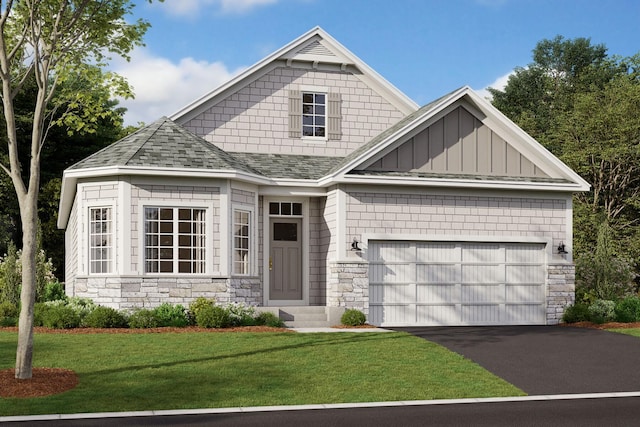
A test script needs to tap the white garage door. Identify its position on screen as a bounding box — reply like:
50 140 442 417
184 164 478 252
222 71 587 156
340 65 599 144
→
368 241 546 326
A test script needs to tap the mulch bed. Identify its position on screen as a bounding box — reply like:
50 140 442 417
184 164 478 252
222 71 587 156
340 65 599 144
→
0 367 78 399
0 325 293 334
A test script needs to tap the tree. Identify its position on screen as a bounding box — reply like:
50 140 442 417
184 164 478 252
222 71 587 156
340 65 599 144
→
0 1 156 380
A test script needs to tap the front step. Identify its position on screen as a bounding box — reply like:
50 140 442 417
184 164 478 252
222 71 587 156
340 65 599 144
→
256 306 345 328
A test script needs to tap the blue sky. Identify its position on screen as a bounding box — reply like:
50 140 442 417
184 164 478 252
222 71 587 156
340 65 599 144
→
115 0 640 125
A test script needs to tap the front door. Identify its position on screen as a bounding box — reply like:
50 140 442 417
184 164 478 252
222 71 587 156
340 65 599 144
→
269 218 302 300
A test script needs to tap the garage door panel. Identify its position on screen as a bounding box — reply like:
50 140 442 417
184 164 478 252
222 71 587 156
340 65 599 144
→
417 305 458 324
417 284 457 303
369 241 413 262
461 264 503 283
462 284 503 303
506 244 544 263
462 304 501 324
505 304 546 324
462 244 502 263
417 264 460 283
416 243 457 262
506 284 545 302
370 304 414 324
506 265 544 283
370 283 413 304
370 263 414 283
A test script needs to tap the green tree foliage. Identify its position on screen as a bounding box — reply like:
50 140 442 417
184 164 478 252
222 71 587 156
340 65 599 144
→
0 0 158 379
490 36 640 284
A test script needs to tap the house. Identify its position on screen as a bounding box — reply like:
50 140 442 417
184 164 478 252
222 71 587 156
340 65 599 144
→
57 27 589 326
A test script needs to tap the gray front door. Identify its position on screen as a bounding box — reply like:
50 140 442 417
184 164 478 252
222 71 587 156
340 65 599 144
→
269 218 302 300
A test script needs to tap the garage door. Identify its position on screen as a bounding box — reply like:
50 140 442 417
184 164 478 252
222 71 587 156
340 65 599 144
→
368 241 546 326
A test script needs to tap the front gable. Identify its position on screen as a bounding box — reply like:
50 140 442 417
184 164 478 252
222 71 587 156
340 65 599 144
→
362 104 549 179
332 87 590 191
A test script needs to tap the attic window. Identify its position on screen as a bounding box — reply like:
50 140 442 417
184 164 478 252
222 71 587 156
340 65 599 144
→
289 89 341 140
302 92 326 137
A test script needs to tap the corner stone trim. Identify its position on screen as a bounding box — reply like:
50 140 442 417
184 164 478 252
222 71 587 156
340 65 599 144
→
547 263 576 325
328 261 369 314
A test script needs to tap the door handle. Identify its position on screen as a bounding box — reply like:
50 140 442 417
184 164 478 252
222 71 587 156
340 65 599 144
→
269 257 273 271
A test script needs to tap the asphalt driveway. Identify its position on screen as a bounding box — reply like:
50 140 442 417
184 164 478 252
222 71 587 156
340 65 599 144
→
393 326 640 395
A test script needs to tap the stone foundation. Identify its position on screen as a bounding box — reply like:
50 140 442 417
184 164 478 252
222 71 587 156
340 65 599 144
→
67 276 262 310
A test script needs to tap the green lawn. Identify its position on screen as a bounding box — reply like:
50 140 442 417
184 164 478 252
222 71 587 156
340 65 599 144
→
609 327 640 337
0 330 523 416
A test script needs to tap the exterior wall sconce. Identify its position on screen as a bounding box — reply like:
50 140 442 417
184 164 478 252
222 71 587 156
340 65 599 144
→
351 238 362 251
557 242 568 254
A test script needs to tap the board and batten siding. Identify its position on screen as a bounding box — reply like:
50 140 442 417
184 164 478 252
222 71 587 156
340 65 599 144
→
365 106 548 178
181 67 405 157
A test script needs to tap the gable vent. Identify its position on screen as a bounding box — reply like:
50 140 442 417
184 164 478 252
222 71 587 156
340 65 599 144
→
297 40 335 57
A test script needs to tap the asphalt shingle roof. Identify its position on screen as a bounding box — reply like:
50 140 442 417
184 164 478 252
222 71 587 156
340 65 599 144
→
69 117 259 175
229 152 340 180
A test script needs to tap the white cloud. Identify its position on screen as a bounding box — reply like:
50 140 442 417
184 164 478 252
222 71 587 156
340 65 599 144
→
158 0 278 17
475 71 513 101
112 49 244 125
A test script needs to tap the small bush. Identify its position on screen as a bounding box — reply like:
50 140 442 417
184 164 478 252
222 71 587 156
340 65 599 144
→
255 311 285 328
0 301 18 326
615 296 640 323
341 309 367 326
562 302 590 323
195 304 230 328
154 303 189 327
83 305 128 328
66 297 96 321
41 304 81 329
227 303 257 326
188 297 215 325
128 308 160 328
588 299 616 324
42 281 66 302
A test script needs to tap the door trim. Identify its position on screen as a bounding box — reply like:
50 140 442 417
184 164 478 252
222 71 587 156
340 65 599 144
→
263 197 309 306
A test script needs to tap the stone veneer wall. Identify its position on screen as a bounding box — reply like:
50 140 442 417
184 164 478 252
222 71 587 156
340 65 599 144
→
328 261 369 314
546 263 575 325
71 277 262 310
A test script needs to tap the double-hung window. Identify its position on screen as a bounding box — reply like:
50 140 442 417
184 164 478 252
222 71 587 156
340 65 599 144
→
144 207 206 274
233 209 251 275
302 92 326 137
89 207 113 274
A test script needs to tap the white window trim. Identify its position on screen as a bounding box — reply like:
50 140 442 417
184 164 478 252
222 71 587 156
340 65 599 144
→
301 85 329 142
137 200 214 276
231 205 256 277
87 205 115 276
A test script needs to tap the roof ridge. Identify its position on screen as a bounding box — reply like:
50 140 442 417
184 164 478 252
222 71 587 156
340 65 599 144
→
123 117 169 166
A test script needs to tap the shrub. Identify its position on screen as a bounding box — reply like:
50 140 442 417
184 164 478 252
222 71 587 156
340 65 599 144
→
227 302 257 326
255 311 285 328
41 304 81 329
562 303 590 323
615 296 640 323
195 304 230 328
341 309 367 326
588 299 616 324
0 301 18 326
128 308 160 329
66 297 96 321
153 303 189 327
83 306 128 328
188 297 215 325
42 281 66 302
0 242 20 305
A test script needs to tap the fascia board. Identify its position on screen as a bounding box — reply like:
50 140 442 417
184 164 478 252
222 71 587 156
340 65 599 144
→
332 174 588 193
57 175 77 229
